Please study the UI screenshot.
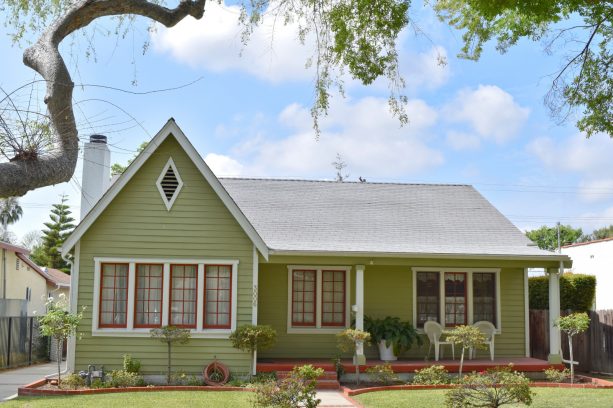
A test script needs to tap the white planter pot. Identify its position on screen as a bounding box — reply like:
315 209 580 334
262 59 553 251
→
378 340 398 361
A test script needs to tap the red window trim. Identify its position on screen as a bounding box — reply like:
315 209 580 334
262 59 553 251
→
291 269 317 327
444 272 467 327
416 271 440 328
169 264 198 329
203 264 232 329
99 263 129 328
473 272 497 327
133 263 164 329
321 270 346 327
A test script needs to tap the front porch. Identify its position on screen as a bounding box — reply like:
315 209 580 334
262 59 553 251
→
257 357 562 374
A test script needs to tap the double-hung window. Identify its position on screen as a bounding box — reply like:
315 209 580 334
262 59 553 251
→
288 266 350 332
204 265 232 329
99 263 129 328
170 264 198 328
134 264 163 328
413 268 500 331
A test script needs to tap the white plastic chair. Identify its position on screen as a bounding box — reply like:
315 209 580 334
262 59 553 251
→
424 321 455 361
470 321 496 361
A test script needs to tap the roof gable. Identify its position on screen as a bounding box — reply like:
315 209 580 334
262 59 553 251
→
62 119 268 259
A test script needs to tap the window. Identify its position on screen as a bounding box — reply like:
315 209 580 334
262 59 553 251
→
291 270 316 326
288 266 349 331
170 265 197 328
416 272 439 327
413 268 501 331
204 265 232 329
25 287 31 301
444 272 466 326
134 264 163 328
99 263 129 328
16 258 20 270
473 273 496 326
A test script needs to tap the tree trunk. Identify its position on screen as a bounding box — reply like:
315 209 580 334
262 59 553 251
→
57 338 63 382
167 342 171 385
459 349 465 377
1 0 207 197
569 335 574 384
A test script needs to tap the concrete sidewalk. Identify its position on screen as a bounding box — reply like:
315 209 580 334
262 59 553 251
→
0 362 63 400
317 390 359 407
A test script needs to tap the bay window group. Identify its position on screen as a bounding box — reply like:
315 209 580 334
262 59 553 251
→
414 268 500 330
95 259 237 335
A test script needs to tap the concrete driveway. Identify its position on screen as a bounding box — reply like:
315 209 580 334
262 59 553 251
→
0 362 62 400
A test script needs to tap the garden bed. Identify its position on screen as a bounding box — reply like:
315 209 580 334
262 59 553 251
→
18 378 252 397
341 374 613 396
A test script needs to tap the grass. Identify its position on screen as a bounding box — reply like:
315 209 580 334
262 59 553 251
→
354 388 613 408
4 391 252 407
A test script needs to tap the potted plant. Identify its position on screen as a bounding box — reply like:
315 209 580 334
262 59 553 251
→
364 316 422 361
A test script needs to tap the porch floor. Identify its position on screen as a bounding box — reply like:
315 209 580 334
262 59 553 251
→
257 357 562 373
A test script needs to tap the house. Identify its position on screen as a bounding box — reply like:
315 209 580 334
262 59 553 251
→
61 119 570 378
0 242 69 316
562 238 613 310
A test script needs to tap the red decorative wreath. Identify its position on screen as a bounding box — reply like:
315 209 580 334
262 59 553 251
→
203 360 230 386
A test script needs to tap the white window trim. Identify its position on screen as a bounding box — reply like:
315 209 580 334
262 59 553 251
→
156 157 184 211
93 257 238 338
286 265 351 334
412 267 502 334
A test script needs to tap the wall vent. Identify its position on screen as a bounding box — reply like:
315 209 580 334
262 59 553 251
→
156 157 183 210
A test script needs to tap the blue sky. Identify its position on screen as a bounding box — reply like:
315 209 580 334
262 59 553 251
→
2 1 613 242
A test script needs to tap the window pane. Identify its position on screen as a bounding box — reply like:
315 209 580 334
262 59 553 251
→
444 272 467 327
291 270 316 326
170 265 197 328
322 270 345 327
473 273 496 326
204 265 232 328
99 263 128 327
134 264 163 328
416 272 439 327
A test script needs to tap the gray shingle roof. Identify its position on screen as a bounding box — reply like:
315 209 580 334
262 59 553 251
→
219 178 556 258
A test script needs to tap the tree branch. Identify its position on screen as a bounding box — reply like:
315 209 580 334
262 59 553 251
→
0 0 207 197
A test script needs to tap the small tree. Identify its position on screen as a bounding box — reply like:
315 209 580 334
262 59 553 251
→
150 325 191 384
555 312 590 384
336 328 371 384
446 325 486 377
229 324 277 379
37 293 82 383
445 365 534 408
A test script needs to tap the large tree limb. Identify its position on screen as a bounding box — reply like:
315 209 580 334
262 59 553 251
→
0 0 206 197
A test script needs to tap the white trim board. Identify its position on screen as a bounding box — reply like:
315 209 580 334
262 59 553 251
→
61 118 269 260
91 257 239 338
411 267 502 334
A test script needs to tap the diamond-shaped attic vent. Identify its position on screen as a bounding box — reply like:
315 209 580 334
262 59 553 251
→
156 158 183 210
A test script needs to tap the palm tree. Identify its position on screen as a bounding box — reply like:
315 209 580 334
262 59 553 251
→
0 197 23 241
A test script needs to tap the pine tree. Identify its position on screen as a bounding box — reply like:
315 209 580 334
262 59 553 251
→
39 195 75 273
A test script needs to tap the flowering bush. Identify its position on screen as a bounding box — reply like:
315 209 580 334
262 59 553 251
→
413 365 451 385
544 367 570 383
253 365 323 408
365 363 400 385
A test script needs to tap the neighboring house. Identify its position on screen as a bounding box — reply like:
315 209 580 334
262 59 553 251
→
61 119 570 377
0 242 55 316
562 238 613 310
42 267 71 302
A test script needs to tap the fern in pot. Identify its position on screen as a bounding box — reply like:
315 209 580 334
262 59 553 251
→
364 316 422 361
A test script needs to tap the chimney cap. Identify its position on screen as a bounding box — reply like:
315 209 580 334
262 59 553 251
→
89 134 107 144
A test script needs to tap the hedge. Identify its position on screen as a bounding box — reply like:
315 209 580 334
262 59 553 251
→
529 273 596 312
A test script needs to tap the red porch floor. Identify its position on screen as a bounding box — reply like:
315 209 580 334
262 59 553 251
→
257 357 562 374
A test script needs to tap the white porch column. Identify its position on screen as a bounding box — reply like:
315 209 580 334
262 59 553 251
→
547 264 562 363
354 265 365 364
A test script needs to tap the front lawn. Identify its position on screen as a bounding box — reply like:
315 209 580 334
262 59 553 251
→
354 388 613 408
4 391 252 408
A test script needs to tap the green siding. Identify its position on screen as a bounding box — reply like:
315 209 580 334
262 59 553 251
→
75 135 254 375
259 257 529 359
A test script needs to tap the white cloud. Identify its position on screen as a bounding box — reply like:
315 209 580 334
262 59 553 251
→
234 97 444 178
528 132 613 203
445 85 530 143
445 131 481 150
204 153 244 176
153 1 450 91
153 1 314 82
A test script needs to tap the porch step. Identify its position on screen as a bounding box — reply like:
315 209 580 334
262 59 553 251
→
276 371 340 390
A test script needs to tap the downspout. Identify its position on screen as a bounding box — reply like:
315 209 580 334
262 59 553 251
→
1 247 5 299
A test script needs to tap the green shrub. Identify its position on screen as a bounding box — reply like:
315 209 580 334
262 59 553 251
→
252 365 323 408
108 370 144 388
186 374 203 386
230 324 277 378
364 316 422 355
365 363 400 385
413 365 451 385
529 273 596 311
90 378 109 389
544 367 570 383
60 373 85 390
445 365 534 408
122 354 141 374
